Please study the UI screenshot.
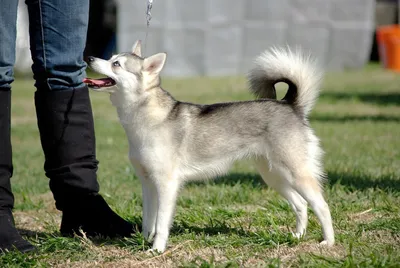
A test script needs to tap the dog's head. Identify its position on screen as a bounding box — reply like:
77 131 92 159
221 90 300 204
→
84 40 167 97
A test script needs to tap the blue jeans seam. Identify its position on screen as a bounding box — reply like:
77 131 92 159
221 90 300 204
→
38 0 51 90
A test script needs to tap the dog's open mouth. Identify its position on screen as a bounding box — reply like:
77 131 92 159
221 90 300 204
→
83 78 116 89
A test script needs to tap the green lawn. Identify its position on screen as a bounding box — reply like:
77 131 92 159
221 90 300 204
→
1 65 400 267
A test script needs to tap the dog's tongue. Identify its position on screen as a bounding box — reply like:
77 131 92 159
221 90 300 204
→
83 78 114 86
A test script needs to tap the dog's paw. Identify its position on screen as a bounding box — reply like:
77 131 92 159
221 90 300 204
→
151 238 167 254
146 248 162 255
319 239 334 247
291 232 303 239
291 231 306 240
147 246 165 255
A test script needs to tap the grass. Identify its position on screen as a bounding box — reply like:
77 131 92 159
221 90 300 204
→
1 64 400 267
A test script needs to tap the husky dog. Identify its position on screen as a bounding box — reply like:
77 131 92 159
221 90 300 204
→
84 41 334 253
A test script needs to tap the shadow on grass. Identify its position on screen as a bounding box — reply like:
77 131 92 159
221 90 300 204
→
187 173 264 188
17 228 45 237
18 224 149 252
320 92 400 106
169 220 299 247
171 219 249 237
310 114 400 122
327 171 400 192
189 171 399 193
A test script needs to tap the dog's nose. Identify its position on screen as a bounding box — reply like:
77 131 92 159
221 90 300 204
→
87 56 95 62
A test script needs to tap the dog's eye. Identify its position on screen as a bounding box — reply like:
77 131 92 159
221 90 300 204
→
113 61 120 67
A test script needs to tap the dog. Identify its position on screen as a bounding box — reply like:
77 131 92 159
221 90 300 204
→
84 40 335 253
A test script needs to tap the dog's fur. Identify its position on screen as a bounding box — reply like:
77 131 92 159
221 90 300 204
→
85 41 335 253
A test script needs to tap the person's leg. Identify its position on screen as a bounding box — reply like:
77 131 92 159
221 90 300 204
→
25 0 133 237
0 0 35 253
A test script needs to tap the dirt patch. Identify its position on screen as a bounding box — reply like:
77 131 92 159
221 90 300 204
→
48 238 347 268
361 230 400 246
348 208 377 224
261 241 346 264
14 192 61 233
14 209 61 234
53 241 202 268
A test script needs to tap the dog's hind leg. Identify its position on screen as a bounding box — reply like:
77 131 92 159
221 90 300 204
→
254 159 308 238
290 169 334 246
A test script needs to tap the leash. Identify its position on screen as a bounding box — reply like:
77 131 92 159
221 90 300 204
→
144 0 153 56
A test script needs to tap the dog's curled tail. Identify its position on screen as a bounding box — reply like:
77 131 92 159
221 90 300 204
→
247 47 323 117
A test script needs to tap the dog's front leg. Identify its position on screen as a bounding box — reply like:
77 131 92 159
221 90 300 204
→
140 178 150 239
151 178 180 253
132 162 157 241
142 178 158 241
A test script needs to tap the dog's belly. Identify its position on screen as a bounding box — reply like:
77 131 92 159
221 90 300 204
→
178 158 234 181
178 145 261 181
127 136 267 183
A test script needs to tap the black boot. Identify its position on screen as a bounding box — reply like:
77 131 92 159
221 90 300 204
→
0 209 36 253
0 90 35 253
35 87 133 238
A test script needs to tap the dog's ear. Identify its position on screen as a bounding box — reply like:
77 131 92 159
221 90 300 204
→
143 53 167 75
131 40 142 57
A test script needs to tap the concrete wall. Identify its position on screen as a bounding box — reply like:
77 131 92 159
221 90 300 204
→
118 0 376 77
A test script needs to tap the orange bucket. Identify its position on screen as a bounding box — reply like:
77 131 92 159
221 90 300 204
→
376 25 400 72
